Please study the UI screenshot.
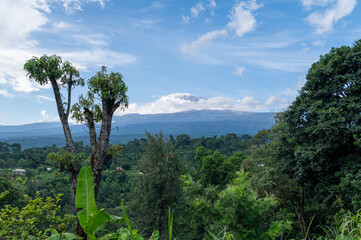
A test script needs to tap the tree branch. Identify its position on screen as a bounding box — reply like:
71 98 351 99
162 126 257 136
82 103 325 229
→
25 152 71 172
112 100 121 115
66 74 73 119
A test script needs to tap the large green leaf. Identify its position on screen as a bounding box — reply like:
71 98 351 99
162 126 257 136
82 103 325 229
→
76 165 96 210
76 166 97 234
149 230 159 240
109 214 123 224
45 229 82 240
61 233 83 240
87 209 111 234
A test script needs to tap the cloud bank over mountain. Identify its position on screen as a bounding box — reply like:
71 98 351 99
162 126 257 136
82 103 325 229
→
115 93 289 116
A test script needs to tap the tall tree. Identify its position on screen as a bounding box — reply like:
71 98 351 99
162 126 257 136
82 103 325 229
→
242 127 306 238
277 40 361 231
183 148 246 238
72 66 128 198
24 55 84 194
129 132 183 239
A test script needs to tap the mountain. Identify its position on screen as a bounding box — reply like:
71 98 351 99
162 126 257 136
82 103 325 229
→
0 110 276 148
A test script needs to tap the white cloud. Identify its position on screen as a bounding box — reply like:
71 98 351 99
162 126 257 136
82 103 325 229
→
33 0 51 13
227 0 263 37
209 0 216 15
150 1 164 9
209 0 216 8
73 34 108 46
0 0 48 48
61 49 137 71
40 110 59 122
182 15 191 24
53 21 71 29
191 2 206 17
37 95 55 102
235 67 245 76
181 30 227 54
303 0 357 34
0 0 50 92
182 0 263 55
86 0 108 8
60 0 108 14
133 19 161 28
61 0 82 14
115 93 291 116
264 95 289 107
297 75 307 90
186 0 216 21
301 0 335 8
0 89 13 98
0 48 44 92
254 58 310 72
313 40 326 46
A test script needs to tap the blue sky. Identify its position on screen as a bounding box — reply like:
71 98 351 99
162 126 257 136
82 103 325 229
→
0 0 360 125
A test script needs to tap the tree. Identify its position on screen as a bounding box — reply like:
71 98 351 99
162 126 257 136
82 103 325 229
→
195 146 245 187
24 55 84 194
277 40 361 231
129 132 183 239
182 148 246 239
0 176 24 209
72 66 128 198
24 57 128 237
242 127 305 239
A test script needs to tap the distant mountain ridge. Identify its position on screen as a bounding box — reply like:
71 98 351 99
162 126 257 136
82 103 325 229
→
0 110 276 148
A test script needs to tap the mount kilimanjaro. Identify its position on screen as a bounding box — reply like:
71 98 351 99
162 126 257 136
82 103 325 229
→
0 110 276 148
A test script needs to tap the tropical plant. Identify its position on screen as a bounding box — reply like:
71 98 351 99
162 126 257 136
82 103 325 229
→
76 165 161 240
45 229 80 240
311 210 361 240
75 165 121 239
0 192 75 239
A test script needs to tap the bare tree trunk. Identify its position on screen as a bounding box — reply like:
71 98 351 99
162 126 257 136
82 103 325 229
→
91 99 114 198
49 78 85 238
49 78 79 191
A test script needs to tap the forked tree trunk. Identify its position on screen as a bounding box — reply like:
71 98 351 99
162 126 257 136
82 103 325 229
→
49 78 85 238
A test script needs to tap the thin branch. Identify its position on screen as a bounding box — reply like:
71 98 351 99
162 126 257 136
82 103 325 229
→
25 152 71 172
112 100 121 114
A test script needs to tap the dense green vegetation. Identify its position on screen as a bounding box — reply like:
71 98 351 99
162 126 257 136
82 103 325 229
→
1 41 361 239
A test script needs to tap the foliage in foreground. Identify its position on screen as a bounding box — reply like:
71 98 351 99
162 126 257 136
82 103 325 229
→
183 170 292 239
311 210 361 240
0 192 75 239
